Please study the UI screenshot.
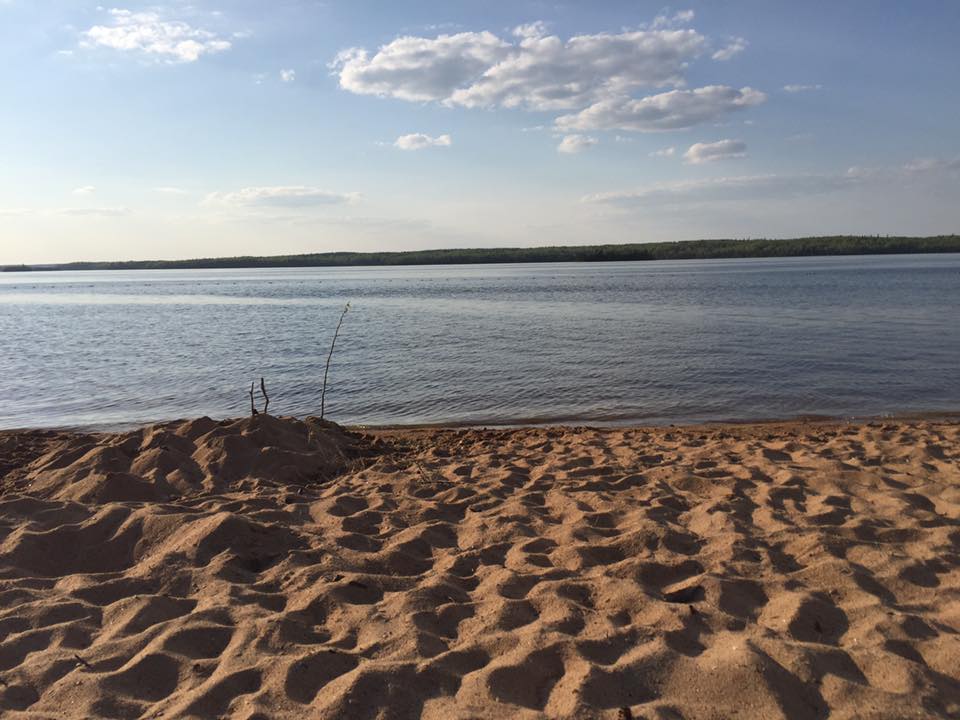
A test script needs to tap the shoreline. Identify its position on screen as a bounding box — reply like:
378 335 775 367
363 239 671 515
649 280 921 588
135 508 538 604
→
5 407 960 436
354 408 960 432
5 236 959 272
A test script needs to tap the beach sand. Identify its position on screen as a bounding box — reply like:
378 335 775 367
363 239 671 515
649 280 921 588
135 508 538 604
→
0 415 957 719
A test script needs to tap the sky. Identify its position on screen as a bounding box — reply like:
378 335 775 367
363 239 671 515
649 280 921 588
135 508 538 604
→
1 0 958 264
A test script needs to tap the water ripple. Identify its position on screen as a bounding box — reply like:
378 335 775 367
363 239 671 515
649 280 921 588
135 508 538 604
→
1 255 959 429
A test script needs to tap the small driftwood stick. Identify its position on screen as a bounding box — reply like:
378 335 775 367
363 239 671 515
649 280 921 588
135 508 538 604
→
321 302 350 420
249 381 259 416
260 377 270 415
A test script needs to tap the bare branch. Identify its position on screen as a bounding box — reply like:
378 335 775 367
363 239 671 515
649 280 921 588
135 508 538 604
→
249 381 259 417
260 377 270 415
321 302 350 420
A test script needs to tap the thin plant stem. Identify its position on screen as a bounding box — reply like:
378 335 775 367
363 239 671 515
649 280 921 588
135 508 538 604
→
321 303 350 420
260 377 270 415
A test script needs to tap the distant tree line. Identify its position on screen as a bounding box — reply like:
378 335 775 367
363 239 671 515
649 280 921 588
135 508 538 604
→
5 235 959 272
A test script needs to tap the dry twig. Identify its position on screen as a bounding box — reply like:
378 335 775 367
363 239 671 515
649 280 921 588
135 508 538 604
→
260 377 270 415
321 302 350 420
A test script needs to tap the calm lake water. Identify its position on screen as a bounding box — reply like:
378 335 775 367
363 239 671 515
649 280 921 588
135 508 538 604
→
2 254 959 430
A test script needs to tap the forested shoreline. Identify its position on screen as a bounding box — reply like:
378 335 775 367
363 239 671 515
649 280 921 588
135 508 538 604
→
5 235 959 271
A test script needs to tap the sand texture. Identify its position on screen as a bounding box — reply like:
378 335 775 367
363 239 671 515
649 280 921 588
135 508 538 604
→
0 415 958 719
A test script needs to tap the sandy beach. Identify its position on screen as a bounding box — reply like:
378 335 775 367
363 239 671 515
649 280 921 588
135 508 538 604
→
0 414 957 719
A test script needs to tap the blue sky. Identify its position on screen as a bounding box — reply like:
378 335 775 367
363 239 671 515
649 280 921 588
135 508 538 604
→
1 0 958 263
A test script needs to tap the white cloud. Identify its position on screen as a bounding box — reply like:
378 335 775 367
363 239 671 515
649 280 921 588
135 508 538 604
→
450 29 707 111
555 85 766 132
330 18 771 138
649 146 676 157
154 186 188 195
332 32 511 103
55 207 130 217
557 134 598 154
280 68 295 83
333 26 707 111
583 173 860 208
683 138 747 164
512 21 548 39
71 185 96 195
783 84 823 93
393 133 453 150
712 37 747 61
649 9 695 29
203 186 360 208
82 9 231 63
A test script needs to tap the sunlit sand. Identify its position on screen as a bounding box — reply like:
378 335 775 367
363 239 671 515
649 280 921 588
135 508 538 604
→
1 415 957 718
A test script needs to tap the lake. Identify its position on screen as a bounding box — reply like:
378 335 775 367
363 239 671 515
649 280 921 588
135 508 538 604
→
2 254 959 430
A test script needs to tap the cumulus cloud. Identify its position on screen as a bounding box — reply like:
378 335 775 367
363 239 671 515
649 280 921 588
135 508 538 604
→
331 17 769 137
82 8 231 63
449 29 707 110
555 85 766 132
649 146 676 157
71 185 96 195
394 133 453 150
332 26 707 111
783 84 823 93
203 186 360 208
280 68 295 82
582 173 861 208
683 139 747 164
557 134 598 154
712 37 747 61
331 32 510 103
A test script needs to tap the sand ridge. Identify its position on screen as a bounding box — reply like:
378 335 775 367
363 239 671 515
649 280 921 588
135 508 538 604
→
0 416 958 718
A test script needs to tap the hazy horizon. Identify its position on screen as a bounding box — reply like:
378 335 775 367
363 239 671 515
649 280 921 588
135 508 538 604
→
2 1 959 264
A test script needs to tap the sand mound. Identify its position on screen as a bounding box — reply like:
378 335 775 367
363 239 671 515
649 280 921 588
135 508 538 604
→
17 415 368 503
0 417 958 718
